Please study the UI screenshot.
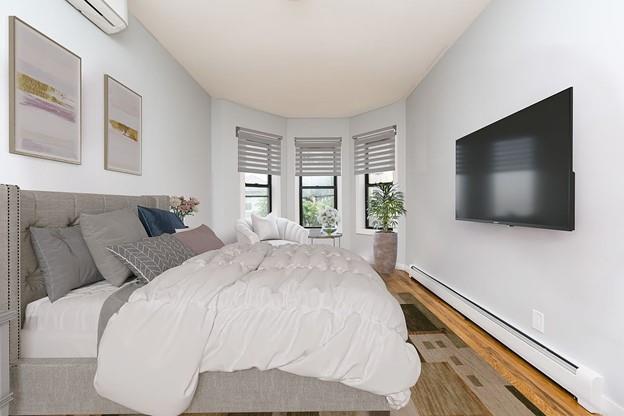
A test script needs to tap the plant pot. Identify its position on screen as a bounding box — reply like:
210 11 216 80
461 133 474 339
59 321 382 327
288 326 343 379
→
322 226 337 235
373 231 397 274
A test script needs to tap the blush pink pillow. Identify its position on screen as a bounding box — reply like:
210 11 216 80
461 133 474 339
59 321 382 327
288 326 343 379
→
173 225 224 255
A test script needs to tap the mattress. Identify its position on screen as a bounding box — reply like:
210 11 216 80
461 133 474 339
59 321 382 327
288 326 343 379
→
20 280 119 358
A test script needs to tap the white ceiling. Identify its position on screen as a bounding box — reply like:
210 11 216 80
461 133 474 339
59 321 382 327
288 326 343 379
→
130 0 489 118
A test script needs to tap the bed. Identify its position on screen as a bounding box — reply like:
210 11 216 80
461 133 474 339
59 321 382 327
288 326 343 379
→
1 185 416 415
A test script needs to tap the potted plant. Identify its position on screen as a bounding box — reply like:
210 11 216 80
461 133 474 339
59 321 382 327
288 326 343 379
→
367 183 407 273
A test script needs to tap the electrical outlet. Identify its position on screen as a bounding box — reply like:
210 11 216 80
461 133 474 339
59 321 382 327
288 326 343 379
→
532 309 545 333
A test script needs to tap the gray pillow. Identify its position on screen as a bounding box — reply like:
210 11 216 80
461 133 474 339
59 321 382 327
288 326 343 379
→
80 207 148 286
30 226 103 302
107 234 195 283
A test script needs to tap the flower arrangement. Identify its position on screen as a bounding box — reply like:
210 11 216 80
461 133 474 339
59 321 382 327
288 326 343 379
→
317 206 339 234
170 196 199 221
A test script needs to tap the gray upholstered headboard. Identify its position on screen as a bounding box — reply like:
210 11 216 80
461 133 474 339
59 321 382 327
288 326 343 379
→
0 184 169 363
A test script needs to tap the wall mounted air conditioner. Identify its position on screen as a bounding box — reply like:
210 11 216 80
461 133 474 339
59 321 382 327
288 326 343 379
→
66 0 128 34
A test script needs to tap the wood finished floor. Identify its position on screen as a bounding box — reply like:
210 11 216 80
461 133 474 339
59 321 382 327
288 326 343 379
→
381 270 592 416
181 270 591 416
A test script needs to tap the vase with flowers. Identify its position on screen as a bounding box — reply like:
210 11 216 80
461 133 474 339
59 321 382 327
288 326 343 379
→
169 196 199 224
317 206 339 235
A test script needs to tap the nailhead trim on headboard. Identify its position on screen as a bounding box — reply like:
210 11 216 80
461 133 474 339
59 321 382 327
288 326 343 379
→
1 184 21 363
15 186 21 360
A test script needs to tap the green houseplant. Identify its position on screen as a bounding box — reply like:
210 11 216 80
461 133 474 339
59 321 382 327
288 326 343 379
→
367 183 407 273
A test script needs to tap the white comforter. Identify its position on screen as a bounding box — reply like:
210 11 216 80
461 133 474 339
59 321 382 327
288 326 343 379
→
94 243 421 416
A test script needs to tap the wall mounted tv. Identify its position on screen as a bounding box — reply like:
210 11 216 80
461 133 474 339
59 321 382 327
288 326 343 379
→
455 88 574 231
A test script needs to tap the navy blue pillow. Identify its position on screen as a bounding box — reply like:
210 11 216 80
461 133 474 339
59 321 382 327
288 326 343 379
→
137 206 186 237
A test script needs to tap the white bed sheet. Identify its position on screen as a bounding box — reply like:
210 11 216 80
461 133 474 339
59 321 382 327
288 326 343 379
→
21 280 119 358
95 243 420 415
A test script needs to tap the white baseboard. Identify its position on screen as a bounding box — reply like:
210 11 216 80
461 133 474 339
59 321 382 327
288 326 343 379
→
406 264 622 415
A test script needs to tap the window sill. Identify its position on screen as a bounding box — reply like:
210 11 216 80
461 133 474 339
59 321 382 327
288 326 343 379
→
356 228 376 236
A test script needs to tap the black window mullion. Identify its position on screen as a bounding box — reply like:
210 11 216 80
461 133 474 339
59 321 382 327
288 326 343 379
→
268 175 272 213
365 174 371 229
299 176 304 227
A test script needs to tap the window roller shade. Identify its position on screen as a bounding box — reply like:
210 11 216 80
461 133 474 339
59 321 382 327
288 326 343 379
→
353 126 396 175
237 127 282 176
295 137 342 176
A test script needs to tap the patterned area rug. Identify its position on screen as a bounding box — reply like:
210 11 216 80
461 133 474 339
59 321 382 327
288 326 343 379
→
395 291 545 416
189 292 547 416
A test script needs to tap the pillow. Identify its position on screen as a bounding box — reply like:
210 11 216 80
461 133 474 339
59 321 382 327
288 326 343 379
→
137 206 186 237
173 224 224 254
251 213 279 241
30 226 103 302
107 234 195 283
80 208 148 286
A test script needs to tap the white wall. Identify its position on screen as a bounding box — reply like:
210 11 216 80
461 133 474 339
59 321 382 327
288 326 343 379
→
405 0 624 410
210 99 287 242
349 101 407 263
0 0 212 227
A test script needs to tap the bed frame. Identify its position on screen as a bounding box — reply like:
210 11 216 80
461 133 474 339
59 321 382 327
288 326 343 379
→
0 184 389 415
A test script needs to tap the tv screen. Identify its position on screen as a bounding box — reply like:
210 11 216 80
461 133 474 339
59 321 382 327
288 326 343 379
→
456 88 574 231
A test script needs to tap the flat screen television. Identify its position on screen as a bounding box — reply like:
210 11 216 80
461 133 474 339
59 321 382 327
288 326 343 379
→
455 88 574 231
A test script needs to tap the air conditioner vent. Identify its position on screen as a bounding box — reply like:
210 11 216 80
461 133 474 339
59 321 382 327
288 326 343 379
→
66 0 128 34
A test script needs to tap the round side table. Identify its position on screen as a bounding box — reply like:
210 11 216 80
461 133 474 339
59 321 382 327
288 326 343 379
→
308 230 343 247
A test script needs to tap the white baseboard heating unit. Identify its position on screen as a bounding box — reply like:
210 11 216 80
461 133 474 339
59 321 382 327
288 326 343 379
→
407 264 607 414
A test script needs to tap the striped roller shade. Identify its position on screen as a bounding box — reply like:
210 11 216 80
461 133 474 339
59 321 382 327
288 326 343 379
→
353 126 396 175
237 127 282 175
295 137 342 176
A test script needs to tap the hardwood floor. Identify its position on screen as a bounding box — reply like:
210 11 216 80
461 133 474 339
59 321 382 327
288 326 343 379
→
382 270 593 416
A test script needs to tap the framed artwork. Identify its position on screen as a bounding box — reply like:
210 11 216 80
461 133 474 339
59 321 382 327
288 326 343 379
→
104 75 142 175
9 16 82 164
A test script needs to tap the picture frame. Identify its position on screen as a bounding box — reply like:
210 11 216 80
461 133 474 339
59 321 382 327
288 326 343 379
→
9 16 82 164
104 74 142 176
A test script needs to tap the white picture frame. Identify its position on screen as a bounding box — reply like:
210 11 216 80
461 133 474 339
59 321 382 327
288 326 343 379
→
104 74 142 176
9 16 82 164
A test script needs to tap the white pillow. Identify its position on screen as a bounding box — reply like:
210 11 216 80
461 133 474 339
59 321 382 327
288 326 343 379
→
251 213 279 241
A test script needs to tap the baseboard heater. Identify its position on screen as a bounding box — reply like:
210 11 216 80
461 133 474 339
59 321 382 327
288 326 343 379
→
408 264 605 414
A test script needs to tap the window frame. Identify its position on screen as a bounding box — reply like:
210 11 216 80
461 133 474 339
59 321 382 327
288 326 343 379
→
298 176 338 228
364 173 393 229
244 174 272 216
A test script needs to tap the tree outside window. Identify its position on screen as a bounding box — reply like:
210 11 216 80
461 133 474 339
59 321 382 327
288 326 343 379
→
299 176 337 228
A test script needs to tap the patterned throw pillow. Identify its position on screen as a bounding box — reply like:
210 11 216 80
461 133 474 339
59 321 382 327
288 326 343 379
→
107 234 195 283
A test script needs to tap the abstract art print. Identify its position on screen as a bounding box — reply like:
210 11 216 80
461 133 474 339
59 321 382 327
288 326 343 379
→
9 17 82 164
105 75 142 175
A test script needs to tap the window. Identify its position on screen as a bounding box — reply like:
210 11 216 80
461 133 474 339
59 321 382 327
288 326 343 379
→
237 127 281 218
299 176 337 228
365 171 394 229
244 173 272 217
354 126 396 231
